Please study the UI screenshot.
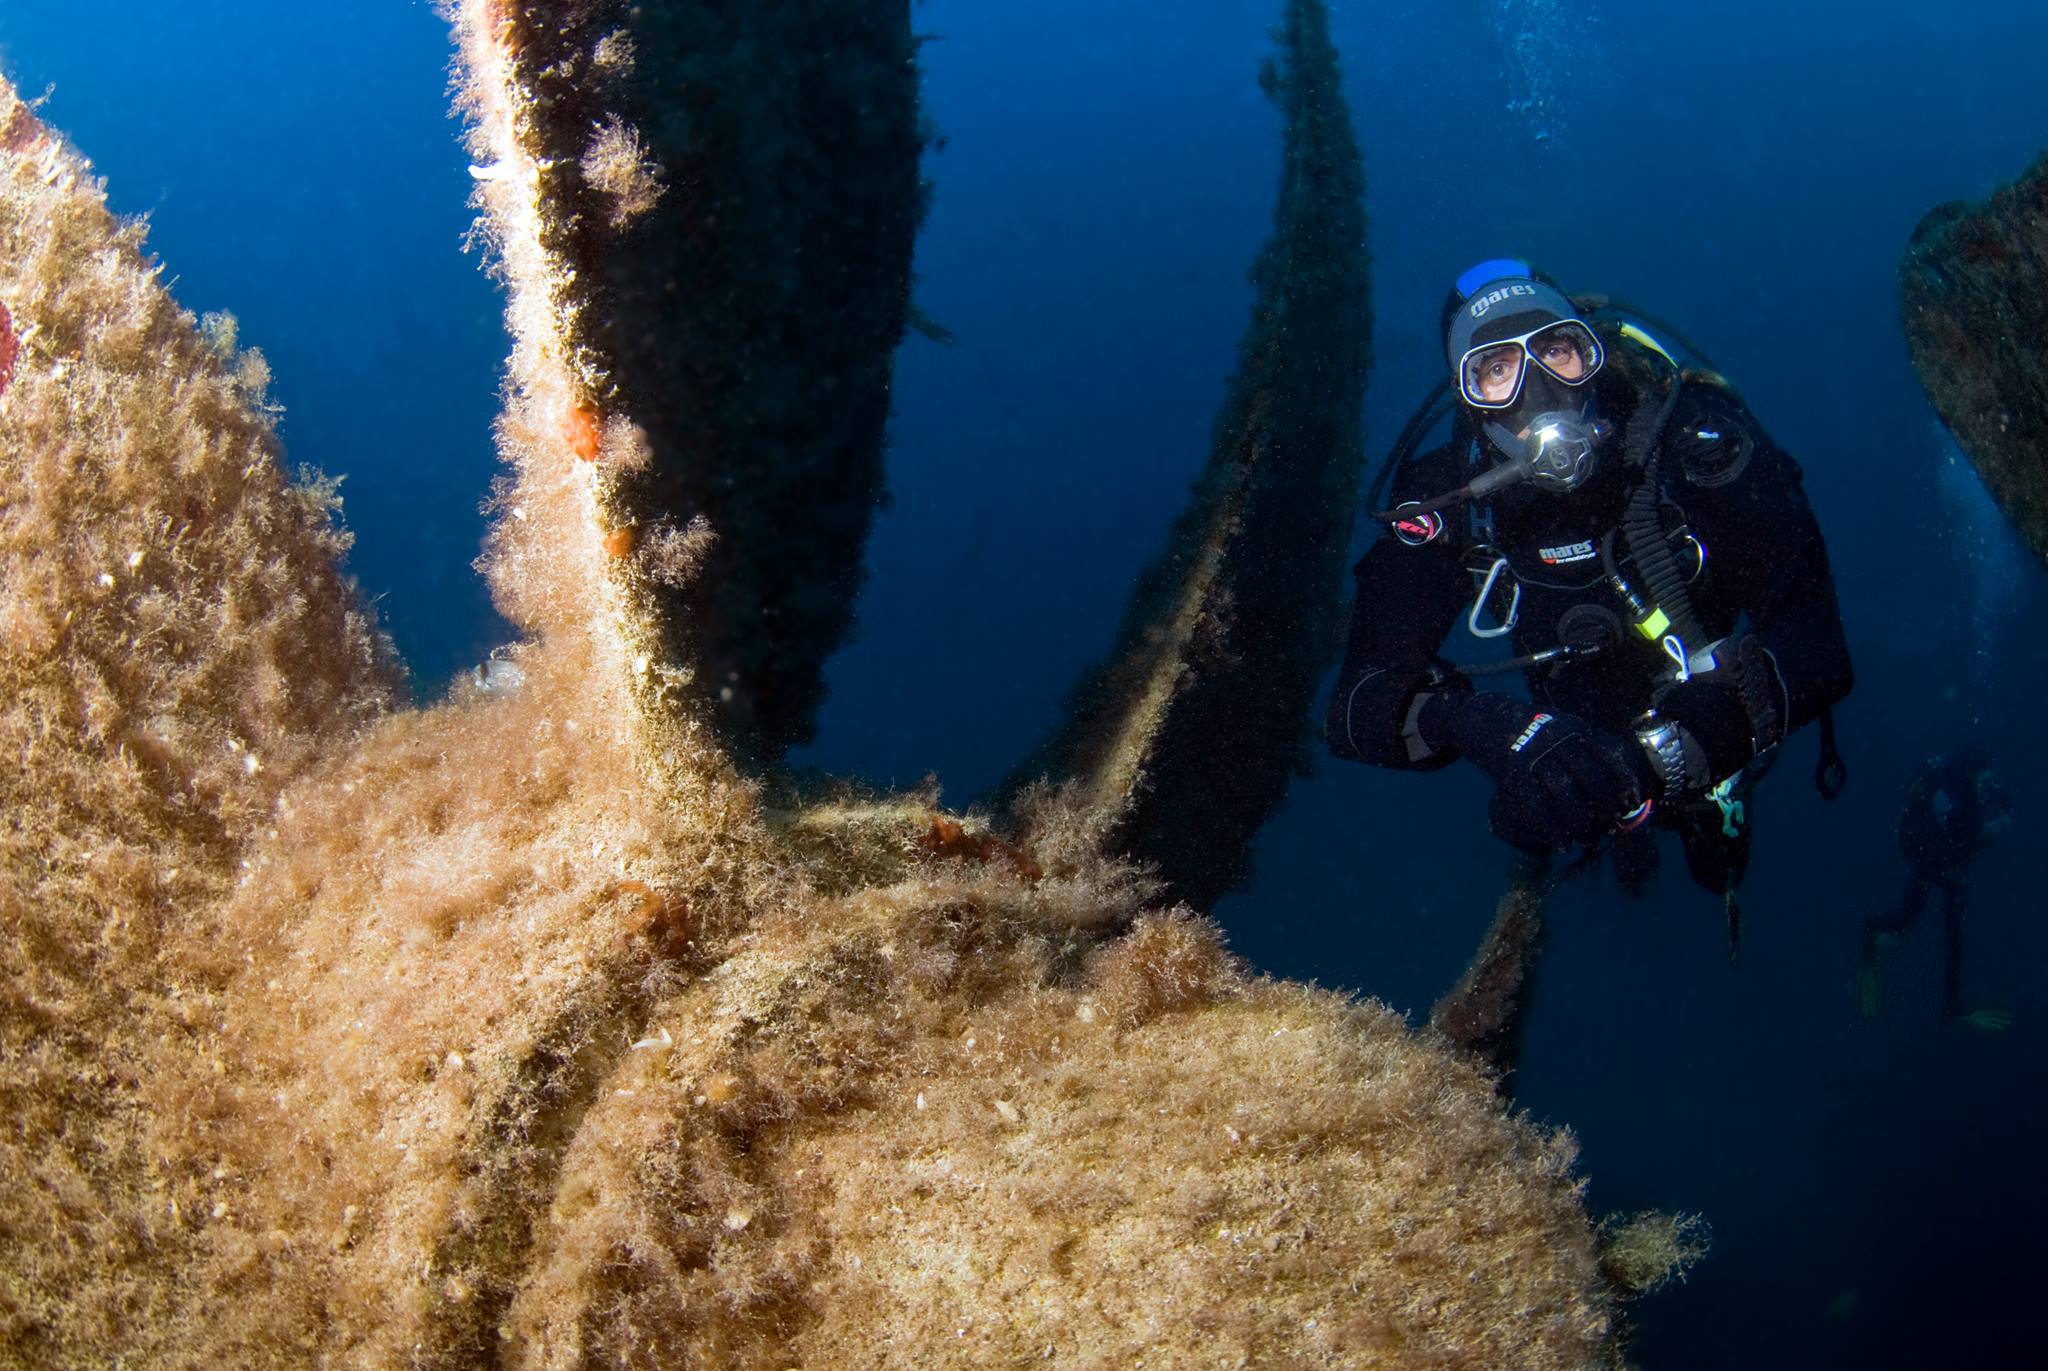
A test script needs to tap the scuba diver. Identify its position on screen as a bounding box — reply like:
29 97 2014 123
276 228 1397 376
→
1326 260 1854 951
1858 747 2013 1030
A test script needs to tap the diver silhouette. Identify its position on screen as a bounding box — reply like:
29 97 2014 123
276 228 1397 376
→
1858 746 2013 1030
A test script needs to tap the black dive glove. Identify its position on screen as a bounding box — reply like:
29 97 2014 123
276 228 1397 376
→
1419 692 1654 853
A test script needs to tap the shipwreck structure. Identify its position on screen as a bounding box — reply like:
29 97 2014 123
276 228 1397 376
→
1901 150 2048 565
0 4 1687 1366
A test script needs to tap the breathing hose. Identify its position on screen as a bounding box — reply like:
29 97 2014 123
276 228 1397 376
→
1365 378 1454 515
1619 451 1705 648
1617 373 1702 649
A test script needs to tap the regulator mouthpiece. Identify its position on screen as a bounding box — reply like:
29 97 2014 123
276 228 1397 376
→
1480 413 1610 495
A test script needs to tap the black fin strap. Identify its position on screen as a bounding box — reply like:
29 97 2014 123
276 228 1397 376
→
1733 637 1787 753
1815 706 1847 800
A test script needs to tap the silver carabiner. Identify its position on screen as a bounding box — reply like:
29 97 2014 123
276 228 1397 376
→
1468 555 1521 639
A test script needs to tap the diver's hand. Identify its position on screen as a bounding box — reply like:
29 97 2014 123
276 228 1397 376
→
1420 693 1653 852
1954 1007 2014 1033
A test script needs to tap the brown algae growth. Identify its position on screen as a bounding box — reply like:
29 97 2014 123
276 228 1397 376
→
0 4 1652 1367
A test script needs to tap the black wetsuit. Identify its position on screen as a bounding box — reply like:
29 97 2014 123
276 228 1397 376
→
1326 340 1854 891
1861 755 2011 1018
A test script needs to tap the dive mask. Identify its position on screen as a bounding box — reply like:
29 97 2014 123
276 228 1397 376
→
1456 318 1604 410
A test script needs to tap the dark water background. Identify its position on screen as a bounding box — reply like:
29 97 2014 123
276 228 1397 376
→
6 1 2047 1363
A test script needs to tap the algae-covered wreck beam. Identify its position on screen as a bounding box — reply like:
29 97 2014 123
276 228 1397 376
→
462 0 927 767
1901 150 2048 564
1 12 1656 1367
1008 0 1371 911
1431 860 1551 1084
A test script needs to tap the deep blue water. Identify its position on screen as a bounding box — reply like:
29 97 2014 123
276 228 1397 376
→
6 2 2047 1363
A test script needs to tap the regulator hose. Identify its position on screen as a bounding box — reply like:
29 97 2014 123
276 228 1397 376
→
1617 375 1701 649
1620 451 1706 648
1365 378 1455 515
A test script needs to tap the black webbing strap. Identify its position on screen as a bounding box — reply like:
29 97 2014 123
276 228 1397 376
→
1815 705 1847 800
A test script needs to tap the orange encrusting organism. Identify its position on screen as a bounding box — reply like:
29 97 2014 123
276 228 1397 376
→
564 403 601 461
612 877 692 952
919 815 1044 884
602 525 637 558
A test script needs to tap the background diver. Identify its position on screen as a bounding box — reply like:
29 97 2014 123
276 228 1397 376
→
1326 259 1854 1026
1858 747 2013 1031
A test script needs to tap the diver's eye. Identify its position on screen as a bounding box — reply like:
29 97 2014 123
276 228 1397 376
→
1464 344 1528 404
1540 342 1586 379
